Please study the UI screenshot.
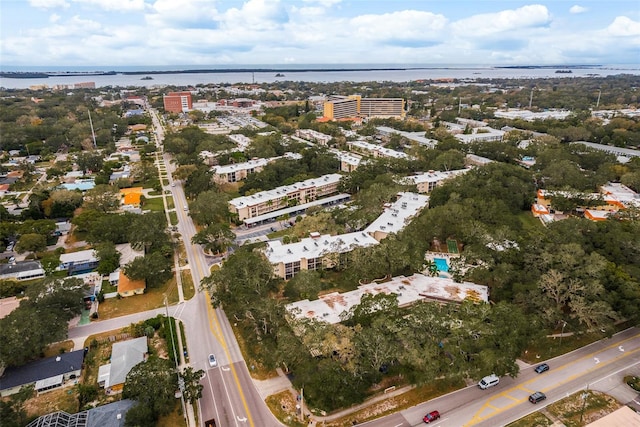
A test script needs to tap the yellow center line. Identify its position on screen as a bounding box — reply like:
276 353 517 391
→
463 334 640 426
195 252 255 427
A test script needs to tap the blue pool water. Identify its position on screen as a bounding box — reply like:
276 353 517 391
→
434 258 449 272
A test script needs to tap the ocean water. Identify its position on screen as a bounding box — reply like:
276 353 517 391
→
1 64 638 89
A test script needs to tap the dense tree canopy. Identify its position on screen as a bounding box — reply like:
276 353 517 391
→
0 278 86 367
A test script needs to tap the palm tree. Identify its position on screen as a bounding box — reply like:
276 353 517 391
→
425 260 439 277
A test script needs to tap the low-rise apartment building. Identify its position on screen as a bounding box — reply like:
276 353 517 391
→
213 158 269 184
265 192 429 278
286 273 489 324
228 173 343 221
347 140 412 160
296 129 333 145
401 169 470 194
213 153 303 184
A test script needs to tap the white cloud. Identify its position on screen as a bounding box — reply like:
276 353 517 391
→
350 10 447 42
569 5 588 14
222 0 289 31
50 13 61 23
302 0 341 6
72 0 146 12
147 0 219 27
29 0 69 8
606 16 640 36
451 5 551 37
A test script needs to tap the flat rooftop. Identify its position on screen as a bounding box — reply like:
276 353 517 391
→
229 173 343 208
265 231 379 265
286 273 489 324
364 192 429 236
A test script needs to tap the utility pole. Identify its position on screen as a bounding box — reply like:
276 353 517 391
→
529 87 534 109
165 294 188 426
596 89 602 108
88 110 97 148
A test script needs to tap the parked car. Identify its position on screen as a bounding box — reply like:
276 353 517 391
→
534 363 550 374
208 354 217 367
529 391 547 404
423 410 440 423
478 374 500 389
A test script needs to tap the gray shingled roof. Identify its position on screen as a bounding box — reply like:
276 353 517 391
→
0 350 84 391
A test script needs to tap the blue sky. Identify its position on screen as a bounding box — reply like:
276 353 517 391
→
1 0 639 67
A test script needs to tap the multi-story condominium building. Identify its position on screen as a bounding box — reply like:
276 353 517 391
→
323 97 358 120
163 91 193 113
212 153 303 184
295 129 333 145
347 140 412 160
323 95 405 120
455 127 505 143
265 192 429 278
401 169 470 193
266 231 380 279
228 173 342 221
332 150 362 173
213 158 269 184
359 98 405 119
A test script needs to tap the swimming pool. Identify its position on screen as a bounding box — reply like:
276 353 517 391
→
433 257 449 272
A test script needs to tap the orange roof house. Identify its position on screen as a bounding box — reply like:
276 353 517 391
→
120 187 143 206
129 124 147 132
117 271 145 297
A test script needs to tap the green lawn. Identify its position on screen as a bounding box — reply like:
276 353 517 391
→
169 211 178 225
143 197 166 212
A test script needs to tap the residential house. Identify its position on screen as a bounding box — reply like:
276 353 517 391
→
98 337 148 392
0 261 45 281
120 187 143 208
116 271 145 297
0 350 85 397
59 250 99 275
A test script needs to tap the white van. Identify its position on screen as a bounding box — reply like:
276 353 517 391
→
478 374 500 389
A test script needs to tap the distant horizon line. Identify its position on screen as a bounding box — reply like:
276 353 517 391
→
4 63 640 74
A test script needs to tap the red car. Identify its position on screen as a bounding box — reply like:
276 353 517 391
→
423 410 440 423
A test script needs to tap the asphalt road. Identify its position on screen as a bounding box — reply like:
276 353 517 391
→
150 109 281 427
356 327 640 427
